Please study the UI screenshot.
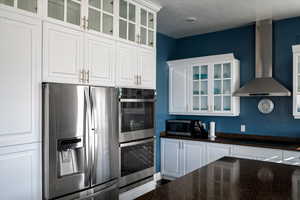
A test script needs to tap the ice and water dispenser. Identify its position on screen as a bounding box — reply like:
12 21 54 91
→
57 138 84 177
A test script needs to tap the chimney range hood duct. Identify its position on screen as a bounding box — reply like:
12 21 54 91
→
233 19 291 97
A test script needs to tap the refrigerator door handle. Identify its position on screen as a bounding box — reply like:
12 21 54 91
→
84 87 93 187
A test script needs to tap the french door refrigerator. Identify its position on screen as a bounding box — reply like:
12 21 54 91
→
42 83 119 200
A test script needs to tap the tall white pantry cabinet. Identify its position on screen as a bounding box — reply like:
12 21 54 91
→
0 0 161 199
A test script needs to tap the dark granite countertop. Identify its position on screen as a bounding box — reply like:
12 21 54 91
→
161 132 300 152
137 157 300 200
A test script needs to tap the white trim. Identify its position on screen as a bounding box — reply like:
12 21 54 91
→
119 180 156 200
153 172 162 182
167 53 236 67
132 0 162 12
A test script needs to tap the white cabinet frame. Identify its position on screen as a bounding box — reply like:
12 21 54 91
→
292 45 300 119
168 53 240 116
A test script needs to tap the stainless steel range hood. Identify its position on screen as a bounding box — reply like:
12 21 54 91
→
233 19 291 97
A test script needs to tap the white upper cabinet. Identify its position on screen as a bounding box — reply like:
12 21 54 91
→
138 48 156 88
168 53 240 116
118 0 157 48
0 9 41 146
0 0 40 15
292 45 300 119
115 41 156 89
42 0 160 88
43 22 84 84
85 33 115 86
169 65 188 113
46 0 84 28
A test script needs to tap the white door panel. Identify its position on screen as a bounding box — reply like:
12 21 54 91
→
161 139 181 178
0 10 41 146
138 48 155 89
43 22 84 83
85 34 115 86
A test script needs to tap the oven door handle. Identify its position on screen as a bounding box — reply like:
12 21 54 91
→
120 138 154 147
119 99 156 103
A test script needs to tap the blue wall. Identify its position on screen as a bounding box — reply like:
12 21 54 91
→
156 16 300 171
155 33 176 171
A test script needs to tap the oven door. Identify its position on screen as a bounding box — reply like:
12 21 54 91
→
119 99 155 142
119 138 155 187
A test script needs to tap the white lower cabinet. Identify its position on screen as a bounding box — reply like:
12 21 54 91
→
161 139 181 178
182 140 206 175
161 139 205 178
161 138 298 179
206 143 231 164
283 151 300 166
231 145 283 163
0 143 41 200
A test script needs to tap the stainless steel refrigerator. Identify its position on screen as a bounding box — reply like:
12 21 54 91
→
42 83 119 200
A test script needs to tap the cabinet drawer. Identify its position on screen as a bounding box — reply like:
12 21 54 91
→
283 151 300 166
231 145 282 163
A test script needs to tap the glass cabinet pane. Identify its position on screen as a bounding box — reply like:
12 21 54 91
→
193 66 200 80
103 0 113 13
89 8 101 31
119 19 127 39
201 96 208 111
148 12 154 29
128 23 135 42
119 0 127 18
223 63 231 78
214 80 221 94
89 0 101 9
140 27 147 45
193 81 199 95
0 0 14 6
148 30 154 46
214 96 221 111
223 96 231 111
141 9 147 26
193 96 199 111
214 64 221 79
103 14 113 35
48 0 64 21
200 65 208 79
223 80 231 94
67 0 81 26
18 0 37 13
200 81 208 95
129 3 135 22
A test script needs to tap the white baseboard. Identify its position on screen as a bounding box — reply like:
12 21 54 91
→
153 172 162 182
119 172 161 200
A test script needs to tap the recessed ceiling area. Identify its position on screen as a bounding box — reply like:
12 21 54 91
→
149 0 300 38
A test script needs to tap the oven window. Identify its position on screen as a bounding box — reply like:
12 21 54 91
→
121 141 154 177
121 102 154 133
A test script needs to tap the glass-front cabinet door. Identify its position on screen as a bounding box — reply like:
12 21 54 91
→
48 0 83 26
0 0 38 13
119 0 137 42
139 8 155 47
213 62 232 112
192 65 209 112
87 0 114 35
294 54 300 117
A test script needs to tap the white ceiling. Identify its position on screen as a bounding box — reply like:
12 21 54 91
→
150 0 300 38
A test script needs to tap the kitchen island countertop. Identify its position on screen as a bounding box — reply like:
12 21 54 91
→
137 157 300 200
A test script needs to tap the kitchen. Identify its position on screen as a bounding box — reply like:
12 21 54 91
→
1 0 300 200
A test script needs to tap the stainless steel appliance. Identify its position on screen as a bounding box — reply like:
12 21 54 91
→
43 83 119 200
119 138 155 189
118 88 156 142
118 88 156 190
166 120 208 138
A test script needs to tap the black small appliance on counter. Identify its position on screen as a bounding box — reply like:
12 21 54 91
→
166 120 208 139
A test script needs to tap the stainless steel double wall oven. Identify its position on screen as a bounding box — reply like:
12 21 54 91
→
118 88 156 189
